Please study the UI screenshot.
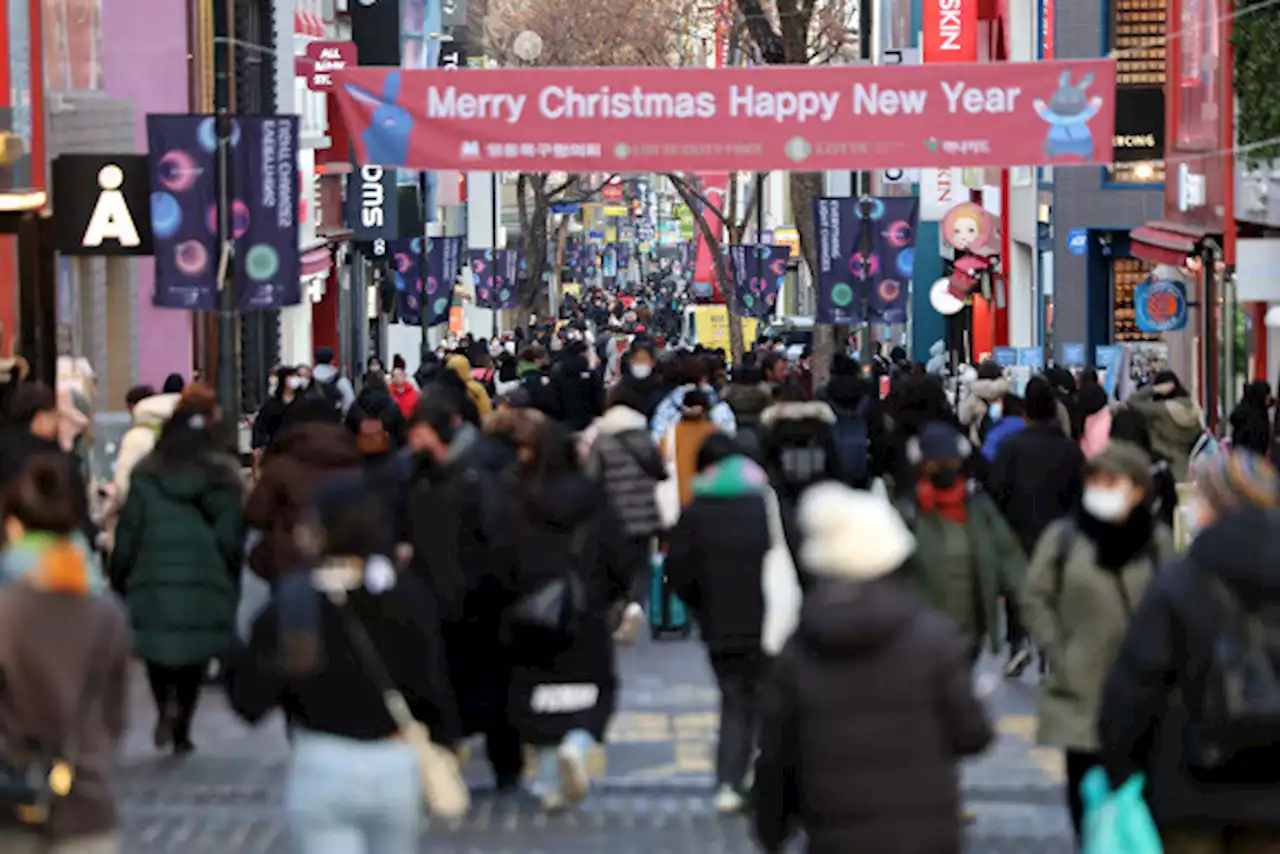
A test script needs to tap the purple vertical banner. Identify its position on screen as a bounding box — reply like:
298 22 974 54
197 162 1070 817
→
146 115 218 310
564 238 584 281
616 243 630 270
813 197 863 324
234 116 302 310
390 237 424 325
867 198 918 323
494 249 521 309
730 244 787 320
470 248 495 308
425 236 464 326
728 244 749 316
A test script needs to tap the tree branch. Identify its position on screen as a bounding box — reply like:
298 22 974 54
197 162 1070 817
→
665 173 731 228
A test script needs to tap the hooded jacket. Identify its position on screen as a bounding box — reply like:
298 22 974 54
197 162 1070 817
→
311 363 355 413
754 483 992 854
244 424 362 581
389 378 420 421
666 456 771 655
959 376 1009 444
109 452 245 666
1126 385 1204 481
505 470 626 744
104 393 181 528
445 354 493 419
1101 507 1280 829
583 405 665 538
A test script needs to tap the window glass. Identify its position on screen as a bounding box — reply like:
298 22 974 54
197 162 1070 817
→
1176 0 1219 150
42 0 101 91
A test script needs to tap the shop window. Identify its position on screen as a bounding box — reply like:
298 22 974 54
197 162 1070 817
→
1175 0 1219 150
1106 160 1165 184
1114 258 1163 342
43 0 101 92
1110 0 1166 87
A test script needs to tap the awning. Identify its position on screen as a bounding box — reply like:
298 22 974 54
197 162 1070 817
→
301 245 332 278
1129 221 1207 267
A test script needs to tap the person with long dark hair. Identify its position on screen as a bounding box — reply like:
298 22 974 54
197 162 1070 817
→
109 385 245 755
1125 370 1204 482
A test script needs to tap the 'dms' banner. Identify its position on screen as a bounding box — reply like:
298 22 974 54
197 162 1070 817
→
332 60 1116 173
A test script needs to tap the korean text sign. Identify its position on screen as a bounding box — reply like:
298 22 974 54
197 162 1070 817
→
332 60 1117 173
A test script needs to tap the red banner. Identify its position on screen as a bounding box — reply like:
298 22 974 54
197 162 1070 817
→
923 0 979 62
332 60 1116 173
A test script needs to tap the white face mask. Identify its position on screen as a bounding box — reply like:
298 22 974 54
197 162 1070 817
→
1082 487 1131 522
631 363 653 380
287 376 307 391
988 402 1003 422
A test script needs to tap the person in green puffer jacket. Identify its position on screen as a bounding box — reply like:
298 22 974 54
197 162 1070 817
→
109 387 245 756
898 422 1027 662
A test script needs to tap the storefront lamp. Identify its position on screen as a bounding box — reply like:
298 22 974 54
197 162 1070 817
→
1134 162 1155 180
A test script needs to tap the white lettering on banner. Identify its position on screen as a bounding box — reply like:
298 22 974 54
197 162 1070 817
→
360 165 385 229
530 684 600 714
428 87 527 123
938 0 966 50
727 86 839 122
538 86 716 120
82 164 140 248
940 82 1021 114
850 84 928 115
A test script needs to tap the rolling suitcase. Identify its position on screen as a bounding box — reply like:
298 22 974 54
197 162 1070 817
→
648 553 692 640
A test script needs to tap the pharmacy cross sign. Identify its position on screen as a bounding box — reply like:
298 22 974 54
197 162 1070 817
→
299 41 358 92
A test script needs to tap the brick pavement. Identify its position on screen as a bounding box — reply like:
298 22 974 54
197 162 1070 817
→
115 640 1073 853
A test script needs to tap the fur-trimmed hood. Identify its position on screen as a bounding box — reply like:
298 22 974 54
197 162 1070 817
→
724 383 774 420
799 483 915 582
761 400 837 430
592 404 649 436
959 377 1009 427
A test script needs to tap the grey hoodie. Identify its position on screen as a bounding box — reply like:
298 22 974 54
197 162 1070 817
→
312 363 356 414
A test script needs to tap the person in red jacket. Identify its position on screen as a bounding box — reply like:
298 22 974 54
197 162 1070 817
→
388 364 420 421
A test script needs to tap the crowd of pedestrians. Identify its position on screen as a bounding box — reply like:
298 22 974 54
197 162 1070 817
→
0 277 1279 854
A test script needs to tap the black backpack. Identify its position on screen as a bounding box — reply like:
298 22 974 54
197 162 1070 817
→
317 375 344 413
1185 579 1280 775
831 398 872 485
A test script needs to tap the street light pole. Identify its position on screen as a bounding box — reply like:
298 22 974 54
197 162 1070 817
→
213 0 240 431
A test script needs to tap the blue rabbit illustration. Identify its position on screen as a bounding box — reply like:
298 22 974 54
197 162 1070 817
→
343 71 414 166
1033 71 1103 160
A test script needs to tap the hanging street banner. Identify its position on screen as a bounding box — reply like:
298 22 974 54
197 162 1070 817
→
389 237 424 325
814 198 866 324
470 248 520 309
729 244 787 320
332 60 1116 173
867 197 919 323
234 116 302 310
147 115 219 310
425 236 465 326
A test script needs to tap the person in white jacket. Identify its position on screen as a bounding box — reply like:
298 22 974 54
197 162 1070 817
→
100 387 181 535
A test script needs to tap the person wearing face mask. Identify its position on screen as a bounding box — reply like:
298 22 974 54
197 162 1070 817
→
1019 440 1172 842
253 367 306 452
900 422 1027 663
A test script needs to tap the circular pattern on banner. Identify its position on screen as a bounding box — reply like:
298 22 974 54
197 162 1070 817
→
860 197 886 221
896 247 915 278
878 279 902 303
884 220 914 248
198 117 241 152
175 240 209 276
151 192 182 238
410 237 423 253
425 276 439 295
499 288 511 302
157 151 199 193
849 252 880 281
830 282 855 308
207 201 250 238
245 245 279 281
394 252 411 274
432 297 449 316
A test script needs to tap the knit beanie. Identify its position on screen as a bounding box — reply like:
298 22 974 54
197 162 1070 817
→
1193 448 1280 513
1086 441 1154 495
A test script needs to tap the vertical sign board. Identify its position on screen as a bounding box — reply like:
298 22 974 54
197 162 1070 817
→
921 0 978 220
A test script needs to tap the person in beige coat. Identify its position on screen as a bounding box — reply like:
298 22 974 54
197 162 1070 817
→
1020 440 1172 843
99 388 180 537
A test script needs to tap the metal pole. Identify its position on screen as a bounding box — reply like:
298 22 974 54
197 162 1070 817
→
859 197 875 366
755 173 764 323
491 174 499 340
214 0 240 428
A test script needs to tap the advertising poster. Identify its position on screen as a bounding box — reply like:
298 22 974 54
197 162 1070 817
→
470 248 520 309
146 115 219 310
814 197 865 324
234 116 302 310
867 197 918 323
425 236 464 326
389 237 424 325
729 244 787 320
334 60 1117 172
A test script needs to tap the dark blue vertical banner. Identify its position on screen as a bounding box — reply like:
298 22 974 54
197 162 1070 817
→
470 248 494 308
235 116 301 310
867 197 918 324
147 115 219 310
495 249 521 309
390 237 424 325
425 236 463 326
814 197 863 324
616 243 630 270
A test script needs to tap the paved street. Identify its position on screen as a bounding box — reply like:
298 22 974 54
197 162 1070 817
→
116 635 1072 853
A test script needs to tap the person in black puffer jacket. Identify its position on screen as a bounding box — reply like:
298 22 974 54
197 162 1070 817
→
1100 450 1280 852
754 482 993 854
549 341 605 432
345 371 406 466
666 434 771 813
722 365 773 466
819 355 885 489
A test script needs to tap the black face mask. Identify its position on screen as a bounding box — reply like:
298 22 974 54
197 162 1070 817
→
929 468 961 489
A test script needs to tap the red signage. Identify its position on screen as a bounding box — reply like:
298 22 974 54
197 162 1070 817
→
1041 0 1054 59
333 60 1116 173
923 0 979 62
602 183 624 202
298 41 358 92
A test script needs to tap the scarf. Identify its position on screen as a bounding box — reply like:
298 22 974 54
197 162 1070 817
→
916 480 968 524
1 531 106 595
1076 504 1155 572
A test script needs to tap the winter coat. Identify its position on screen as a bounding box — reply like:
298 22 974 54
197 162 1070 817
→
820 373 887 487
1020 513 1171 751
959 377 1009 445
650 384 737 444
0 426 94 544
445 354 493 419
389 381 420 421
989 422 1086 557
660 419 722 510
981 417 1026 462
584 405 665 539
1229 400 1271 458
345 385 407 455
1126 386 1204 481
504 472 626 744
1080 407 1114 458
761 401 841 570
103 393 180 528
754 578 993 854
666 456 771 656
109 452 245 667
549 355 605 431
244 423 361 581
1100 507 1280 829
613 372 665 420
904 490 1028 653
311 363 355 414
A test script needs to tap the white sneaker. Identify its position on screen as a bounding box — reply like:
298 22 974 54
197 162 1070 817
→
714 784 745 814
613 602 645 646
557 738 591 805
539 787 568 812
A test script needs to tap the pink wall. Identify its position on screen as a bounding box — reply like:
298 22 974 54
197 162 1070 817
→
101 0 193 387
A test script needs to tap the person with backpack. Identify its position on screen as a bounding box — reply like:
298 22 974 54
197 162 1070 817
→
1099 449 1280 854
1019 440 1172 841
311 347 355 416
820 354 883 489
958 360 1009 447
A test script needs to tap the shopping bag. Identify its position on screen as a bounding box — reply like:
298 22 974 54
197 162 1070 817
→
1080 767 1162 854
